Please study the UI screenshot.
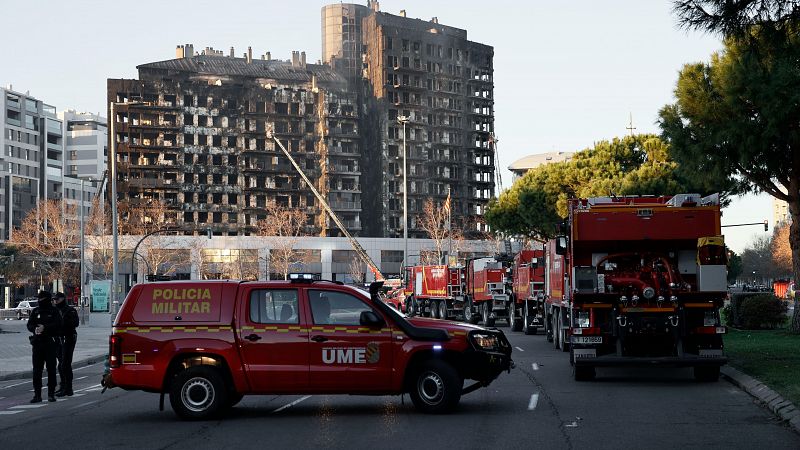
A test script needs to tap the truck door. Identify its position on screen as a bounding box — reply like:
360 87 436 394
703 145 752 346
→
237 288 309 393
306 289 394 392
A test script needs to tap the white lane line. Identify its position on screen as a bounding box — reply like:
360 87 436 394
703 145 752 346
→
0 397 5 400
74 384 101 393
515 346 524 352
1 381 30 390
528 393 539 410
71 393 86 397
10 404 47 409
75 376 88 381
272 395 311 413
69 401 98 410
0 410 24 415
73 363 99 372
532 363 539 371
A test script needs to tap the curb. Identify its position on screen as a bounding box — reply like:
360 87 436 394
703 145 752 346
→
721 366 800 434
0 353 107 382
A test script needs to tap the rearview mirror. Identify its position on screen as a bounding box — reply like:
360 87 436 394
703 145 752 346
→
360 310 385 328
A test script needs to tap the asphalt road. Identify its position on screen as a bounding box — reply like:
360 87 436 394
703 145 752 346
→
1 330 798 450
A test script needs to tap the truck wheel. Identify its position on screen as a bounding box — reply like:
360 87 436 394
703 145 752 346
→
169 366 228 420
464 298 478 324
558 312 570 353
521 305 532 334
552 311 560 349
482 303 496 327
439 301 448 320
510 304 521 332
693 366 720 382
409 360 462 414
406 297 417 317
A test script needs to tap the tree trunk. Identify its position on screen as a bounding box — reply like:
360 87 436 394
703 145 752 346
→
788 182 800 333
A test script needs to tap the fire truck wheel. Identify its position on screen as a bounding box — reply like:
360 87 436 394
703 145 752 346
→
519 306 530 334
558 311 569 352
480 303 493 327
406 297 417 317
169 366 228 420
464 299 479 324
409 360 462 414
439 301 448 320
693 366 720 382
429 300 438 319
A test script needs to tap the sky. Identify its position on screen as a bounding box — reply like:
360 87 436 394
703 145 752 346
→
0 0 774 252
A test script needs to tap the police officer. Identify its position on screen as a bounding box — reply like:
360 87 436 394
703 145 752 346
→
54 292 79 397
26 291 62 403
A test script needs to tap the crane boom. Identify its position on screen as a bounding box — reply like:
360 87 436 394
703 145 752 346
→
267 131 384 281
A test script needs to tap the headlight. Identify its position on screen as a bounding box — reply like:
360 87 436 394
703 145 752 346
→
471 333 499 350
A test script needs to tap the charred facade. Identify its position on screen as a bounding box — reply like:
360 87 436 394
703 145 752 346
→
108 49 362 236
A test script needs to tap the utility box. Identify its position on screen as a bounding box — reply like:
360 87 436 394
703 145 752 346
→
697 265 727 291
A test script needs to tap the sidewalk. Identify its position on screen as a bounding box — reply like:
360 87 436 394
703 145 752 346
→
0 310 111 381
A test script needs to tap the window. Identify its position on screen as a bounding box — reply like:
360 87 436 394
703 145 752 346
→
308 290 372 325
249 289 299 324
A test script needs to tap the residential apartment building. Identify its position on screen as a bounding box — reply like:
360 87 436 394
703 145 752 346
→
59 110 107 181
0 86 99 241
107 46 362 237
323 2 496 237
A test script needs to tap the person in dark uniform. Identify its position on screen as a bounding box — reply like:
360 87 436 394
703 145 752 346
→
54 292 79 397
26 290 62 403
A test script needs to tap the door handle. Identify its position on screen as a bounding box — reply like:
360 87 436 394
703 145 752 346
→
244 334 262 342
311 335 328 343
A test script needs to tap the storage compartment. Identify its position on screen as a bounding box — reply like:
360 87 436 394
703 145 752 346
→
697 265 726 291
573 266 597 293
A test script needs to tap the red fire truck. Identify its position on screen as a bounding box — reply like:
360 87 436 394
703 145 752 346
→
509 250 546 334
545 194 728 381
403 265 464 320
463 258 510 327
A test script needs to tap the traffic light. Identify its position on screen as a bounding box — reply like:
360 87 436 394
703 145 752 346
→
764 220 768 232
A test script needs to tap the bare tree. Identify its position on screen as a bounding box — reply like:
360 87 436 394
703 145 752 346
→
348 257 365 285
416 198 451 265
10 200 81 290
256 203 310 280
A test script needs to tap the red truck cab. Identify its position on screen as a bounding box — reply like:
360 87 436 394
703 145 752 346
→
109 276 512 419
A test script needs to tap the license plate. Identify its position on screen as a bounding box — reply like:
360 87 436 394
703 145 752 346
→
572 336 602 344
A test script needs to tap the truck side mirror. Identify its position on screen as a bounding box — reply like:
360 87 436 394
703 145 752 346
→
555 236 568 255
530 258 539 269
360 310 385 328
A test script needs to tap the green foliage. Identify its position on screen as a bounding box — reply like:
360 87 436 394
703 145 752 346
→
738 294 788 329
486 134 714 237
727 250 743 283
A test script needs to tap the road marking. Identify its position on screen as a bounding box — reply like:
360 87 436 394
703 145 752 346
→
10 404 47 409
75 376 88 381
0 410 24 415
565 421 578 428
515 346 524 352
74 384 101 393
272 395 311 413
532 363 539 371
528 393 539 411
74 363 99 372
1 381 30 390
69 401 98 410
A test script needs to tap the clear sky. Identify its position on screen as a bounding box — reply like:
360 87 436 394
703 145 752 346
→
0 0 773 251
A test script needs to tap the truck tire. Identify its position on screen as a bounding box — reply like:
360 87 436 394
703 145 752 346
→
510 304 522 332
439 300 448 320
464 298 479 324
482 303 496 327
409 360 462 414
169 366 228 420
406 297 417 317
693 366 720 382
552 311 560 349
521 304 533 334
558 310 570 353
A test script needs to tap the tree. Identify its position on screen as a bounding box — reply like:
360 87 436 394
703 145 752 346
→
486 134 709 237
416 198 451 265
10 200 81 291
256 203 310 280
727 249 743 284
740 236 778 282
771 222 792 277
663 2 800 331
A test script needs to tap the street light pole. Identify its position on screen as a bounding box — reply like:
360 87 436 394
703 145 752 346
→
397 116 409 269
79 178 86 325
110 101 119 324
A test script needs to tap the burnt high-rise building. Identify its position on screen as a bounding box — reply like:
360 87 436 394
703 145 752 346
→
108 3 495 239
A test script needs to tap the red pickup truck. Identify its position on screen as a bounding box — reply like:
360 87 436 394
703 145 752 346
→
109 276 513 419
